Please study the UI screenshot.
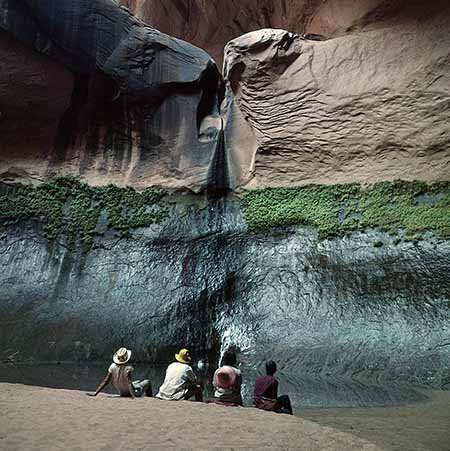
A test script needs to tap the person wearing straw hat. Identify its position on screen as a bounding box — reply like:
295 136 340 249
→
86 347 152 398
156 348 203 401
213 349 243 406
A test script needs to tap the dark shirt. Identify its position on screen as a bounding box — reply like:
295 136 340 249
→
253 375 278 404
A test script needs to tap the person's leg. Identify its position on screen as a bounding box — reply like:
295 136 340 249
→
136 379 153 397
183 384 203 402
131 381 143 397
277 395 293 415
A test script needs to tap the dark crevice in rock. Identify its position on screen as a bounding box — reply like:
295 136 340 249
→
206 122 231 195
53 75 90 163
196 62 222 130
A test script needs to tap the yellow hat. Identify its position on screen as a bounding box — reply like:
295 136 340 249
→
113 347 132 365
175 348 191 364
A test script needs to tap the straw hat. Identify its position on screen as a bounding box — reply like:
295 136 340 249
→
175 348 191 364
113 347 132 365
214 365 237 389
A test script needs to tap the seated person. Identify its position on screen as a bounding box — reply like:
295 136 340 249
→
253 360 293 414
213 349 243 406
87 347 152 398
156 348 203 401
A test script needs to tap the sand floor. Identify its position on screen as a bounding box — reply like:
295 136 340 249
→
303 391 450 451
0 383 383 451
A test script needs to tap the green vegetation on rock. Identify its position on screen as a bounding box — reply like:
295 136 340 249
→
241 180 450 239
0 176 169 250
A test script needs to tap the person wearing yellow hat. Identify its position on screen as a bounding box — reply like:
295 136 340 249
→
86 347 152 398
156 348 203 401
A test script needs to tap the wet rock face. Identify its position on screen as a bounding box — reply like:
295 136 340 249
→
0 0 223 191
223 6 450 188
1 199 449 403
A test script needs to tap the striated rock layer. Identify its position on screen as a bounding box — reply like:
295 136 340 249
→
223 4 450 189
0 0 223 192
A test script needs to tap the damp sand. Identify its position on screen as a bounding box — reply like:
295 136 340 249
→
302 390 450 451
0 383 382 451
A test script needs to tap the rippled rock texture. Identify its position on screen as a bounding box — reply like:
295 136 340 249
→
224 5 450 188
0 0 222 191
1 195 449 405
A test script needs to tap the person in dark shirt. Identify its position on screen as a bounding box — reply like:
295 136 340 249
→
253 360 293 415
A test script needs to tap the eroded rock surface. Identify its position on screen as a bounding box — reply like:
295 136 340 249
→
1 0 449 191
118 0 414 67
0 199 449 406
223 5 450 188
0 31 74 184
0 0 223 192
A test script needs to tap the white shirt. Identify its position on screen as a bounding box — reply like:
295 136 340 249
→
156 362 196 400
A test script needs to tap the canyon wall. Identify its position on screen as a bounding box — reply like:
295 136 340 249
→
1 196 449 405
224 11 450 188
0 0 223 192
0 0 450 406
118 0 415 67
1 0 449 190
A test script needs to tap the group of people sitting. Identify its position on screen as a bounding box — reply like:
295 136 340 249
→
88 347 293 415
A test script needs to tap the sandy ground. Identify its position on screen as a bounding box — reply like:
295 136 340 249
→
0 383 383 451
303 391 450 451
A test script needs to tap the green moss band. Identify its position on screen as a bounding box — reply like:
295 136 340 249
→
1 178 450 247
241 180 450 239
0 176 169 250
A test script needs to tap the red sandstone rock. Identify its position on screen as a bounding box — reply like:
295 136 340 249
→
0 0 222 192
223 4 450 188
0 0 449 191
0 32 74 184
118 0 410 67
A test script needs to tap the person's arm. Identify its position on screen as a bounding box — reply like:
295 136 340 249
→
273 379 279 399
126 369 135 399
185 366 197 384
212 369 219 389
86 372 111 397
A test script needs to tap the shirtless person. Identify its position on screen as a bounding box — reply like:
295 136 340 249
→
87 347 152 398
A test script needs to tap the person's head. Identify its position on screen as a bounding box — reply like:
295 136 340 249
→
221 349 237 367
265 360 277 376
113 347 132 365
175 348 191 364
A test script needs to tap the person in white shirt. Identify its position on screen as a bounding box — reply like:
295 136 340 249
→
87 347 152 398
156 348 203 401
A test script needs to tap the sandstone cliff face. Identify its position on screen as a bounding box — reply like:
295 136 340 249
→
118 0 409 67
0 31 74 184
0 0 223 192
223 5 450 188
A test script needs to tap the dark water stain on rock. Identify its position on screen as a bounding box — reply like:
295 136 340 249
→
0 195 449 402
